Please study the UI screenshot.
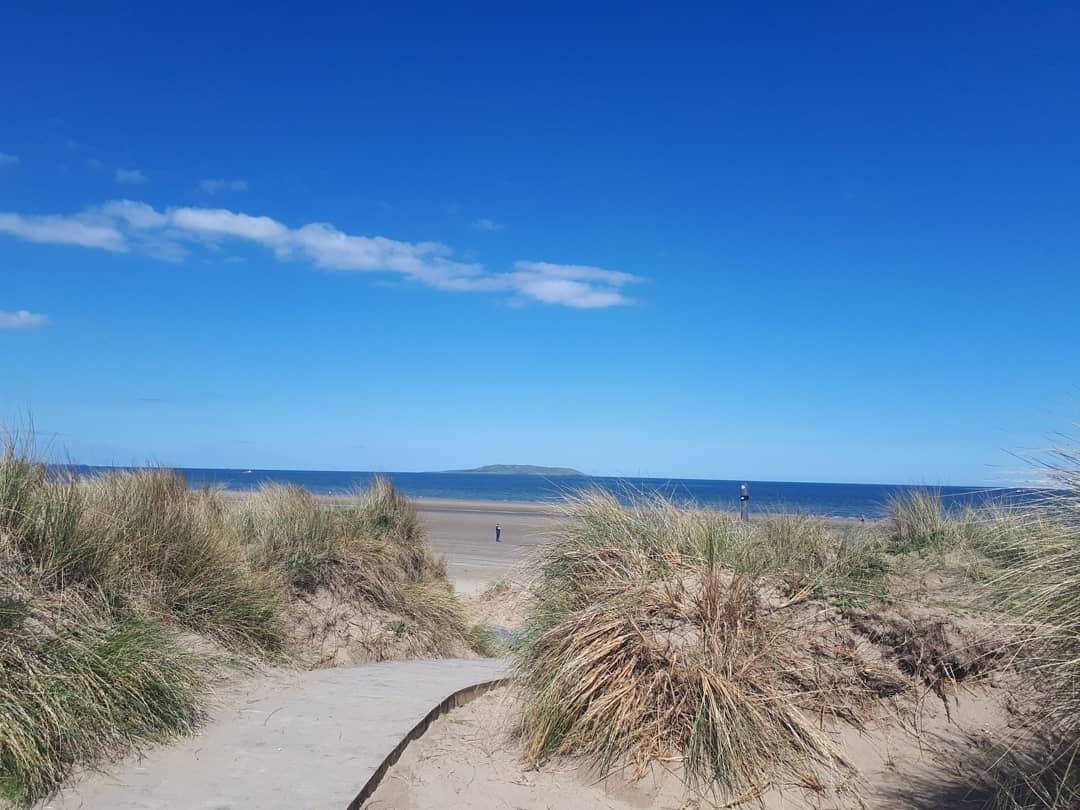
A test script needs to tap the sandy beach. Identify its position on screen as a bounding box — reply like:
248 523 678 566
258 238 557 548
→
416 499 560 594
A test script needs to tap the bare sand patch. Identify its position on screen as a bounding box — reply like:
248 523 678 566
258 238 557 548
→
367 674 1023 809
418 502 558 595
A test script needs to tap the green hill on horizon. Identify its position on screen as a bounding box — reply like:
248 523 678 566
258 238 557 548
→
441 464 587 477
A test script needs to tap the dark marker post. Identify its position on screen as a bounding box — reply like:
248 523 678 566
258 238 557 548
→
739 483 750 522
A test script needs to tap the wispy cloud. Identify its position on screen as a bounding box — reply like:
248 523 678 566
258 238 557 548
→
509 261 642 308
198 177 248 194
0 310 50 329
0 200 644 309
115 168 146 184
0 153 19 167
473 217 503 232
0 211 127 251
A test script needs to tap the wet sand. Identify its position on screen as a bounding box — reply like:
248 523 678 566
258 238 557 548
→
416 499 560 594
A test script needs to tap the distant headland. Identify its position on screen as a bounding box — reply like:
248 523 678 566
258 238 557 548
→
440 464 587 477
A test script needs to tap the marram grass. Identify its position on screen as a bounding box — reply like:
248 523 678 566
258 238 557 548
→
981 441 1080 808
515 483 1080 804
514 493 896 798
0 436 472 806
0 599 206 805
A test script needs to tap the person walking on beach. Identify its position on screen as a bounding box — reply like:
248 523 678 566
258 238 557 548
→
495 523 502 543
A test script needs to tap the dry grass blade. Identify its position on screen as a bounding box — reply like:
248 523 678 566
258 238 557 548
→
980 437 1080 807
514 492 914 799
0 435 475 807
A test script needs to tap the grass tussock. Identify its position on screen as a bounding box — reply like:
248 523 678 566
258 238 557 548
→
79 470 285 652
227 480 469 660
980 442 1080 808
514 488 1074 801
514 474 1080 804
0 578 205 805
887 488 990 555
516 492 912 798
0 436 469 806
538 493 890 614
466 623 505 658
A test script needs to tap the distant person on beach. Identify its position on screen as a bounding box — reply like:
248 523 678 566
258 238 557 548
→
495 523 502 542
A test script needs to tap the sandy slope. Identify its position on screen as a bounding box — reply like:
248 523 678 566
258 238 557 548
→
366 679 1019 809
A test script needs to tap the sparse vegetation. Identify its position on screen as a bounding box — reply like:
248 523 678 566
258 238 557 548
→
482 576 513 598
887 488 989 555
0 435 472 806
226 480 466 652
515 481 1079 805
515 493 912 799
467 624 505 658
979 442 1080 808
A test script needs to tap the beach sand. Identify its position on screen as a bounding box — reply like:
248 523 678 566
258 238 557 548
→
416 499 560 595
367 678 1018 810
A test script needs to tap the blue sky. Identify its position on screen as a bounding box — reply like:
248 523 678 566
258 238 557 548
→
2 3 1078 485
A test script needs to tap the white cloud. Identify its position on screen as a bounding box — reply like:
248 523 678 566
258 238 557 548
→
198 178 248 194
509 261 642 308
0 201 643 309
473 218 503 232
512 260 641 287
0 310 50 329
115 168 146 184
512 278 628 309
171 206 290 246
0 153 19 167
93 200 168 230
0 211 127 251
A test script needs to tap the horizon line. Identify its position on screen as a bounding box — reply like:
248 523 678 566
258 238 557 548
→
57 462 1024 492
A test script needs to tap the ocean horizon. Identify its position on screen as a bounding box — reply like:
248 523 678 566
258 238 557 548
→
67 465 1034 520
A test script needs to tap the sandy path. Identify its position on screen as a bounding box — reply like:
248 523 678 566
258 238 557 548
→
43 659 508 810
418 501 560 594
366 683 1015 809
39 501 550 810
367 686 681 810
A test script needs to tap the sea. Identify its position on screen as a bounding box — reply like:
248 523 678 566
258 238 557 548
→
70 466 1036 520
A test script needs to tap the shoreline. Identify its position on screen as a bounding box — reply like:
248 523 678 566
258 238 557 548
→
412 497 562 515
304 492 564 515
232 490 882 522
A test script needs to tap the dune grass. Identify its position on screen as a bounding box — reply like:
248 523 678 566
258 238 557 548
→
536 494 891 615
886 488 996 557
883 463 1078 807
0 437 471 806
227 480 469 657
466 623 505 658
978 443 1080 808
515 473 1080 805
515 493 907 798
0 605 206 805
79 469 286 652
